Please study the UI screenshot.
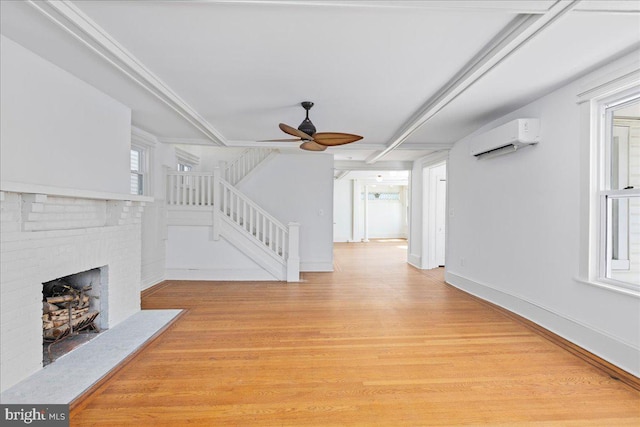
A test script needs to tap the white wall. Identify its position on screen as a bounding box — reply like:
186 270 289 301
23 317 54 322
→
334 180 408 242
358 185 407 239
239 153 334 271
165 225 276 280
0 36 131 195
0 38 145 390
446 63 640 375
139 132 178 290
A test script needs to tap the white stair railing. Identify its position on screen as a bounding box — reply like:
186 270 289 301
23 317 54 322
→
218 177 288 261
166 167 300 281
166 171 214 206
223 148 272 186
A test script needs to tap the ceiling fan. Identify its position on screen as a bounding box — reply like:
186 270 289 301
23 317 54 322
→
263 101 363 151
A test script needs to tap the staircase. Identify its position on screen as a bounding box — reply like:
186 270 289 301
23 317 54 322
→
223 147 272 186
165 149 300 282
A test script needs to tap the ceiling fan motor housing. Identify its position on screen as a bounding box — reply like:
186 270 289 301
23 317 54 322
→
298 118 316 137
298 101 316 136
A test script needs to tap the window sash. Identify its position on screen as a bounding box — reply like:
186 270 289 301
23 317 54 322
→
599 190 640 290
594 92 640 292
130 148 146 195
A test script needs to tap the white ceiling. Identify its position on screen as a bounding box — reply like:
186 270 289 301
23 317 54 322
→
1 0 639 170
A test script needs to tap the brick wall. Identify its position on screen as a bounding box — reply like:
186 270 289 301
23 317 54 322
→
0 191 144 392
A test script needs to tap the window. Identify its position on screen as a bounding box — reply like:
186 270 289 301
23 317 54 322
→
130 127 156 196
361 192 400 200
177 163 192 172
598 94 640 291
576 55 640 296
176 162 193 187
130 147 145 195
175 148 199 174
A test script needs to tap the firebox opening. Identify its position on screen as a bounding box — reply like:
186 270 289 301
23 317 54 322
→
42 266 107 366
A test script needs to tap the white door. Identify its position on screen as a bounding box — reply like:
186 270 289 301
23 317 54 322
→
435 177 447 267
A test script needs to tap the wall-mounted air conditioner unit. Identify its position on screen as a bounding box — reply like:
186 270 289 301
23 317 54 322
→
469 118 540 159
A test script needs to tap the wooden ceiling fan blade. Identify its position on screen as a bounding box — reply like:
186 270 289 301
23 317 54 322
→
279 123 313 140
312 132 363 146
300 141 327 151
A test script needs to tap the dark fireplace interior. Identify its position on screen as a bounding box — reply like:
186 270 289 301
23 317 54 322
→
42 267 104 365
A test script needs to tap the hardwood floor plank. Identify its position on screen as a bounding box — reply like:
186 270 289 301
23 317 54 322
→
71 241 640 426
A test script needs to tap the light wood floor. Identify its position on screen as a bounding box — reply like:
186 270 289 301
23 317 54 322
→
71 241 640 426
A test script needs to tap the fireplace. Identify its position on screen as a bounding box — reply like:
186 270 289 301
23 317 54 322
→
0 191 145 392
41 267 108 365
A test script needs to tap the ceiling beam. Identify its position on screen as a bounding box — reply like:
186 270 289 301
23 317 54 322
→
334 160 413 171
27 0 227 146
202 1 554 14
366 0 580 164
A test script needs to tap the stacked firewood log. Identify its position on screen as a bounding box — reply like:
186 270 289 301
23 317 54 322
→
42 281 99 341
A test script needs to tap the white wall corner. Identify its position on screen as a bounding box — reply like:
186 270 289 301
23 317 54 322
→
408 253 422 269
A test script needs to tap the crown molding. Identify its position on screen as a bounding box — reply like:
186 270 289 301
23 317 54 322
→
159 137 215 146
131 126 159 148
416 150 450 167
367 0 580 164
576 51 640 103
27 0 227 146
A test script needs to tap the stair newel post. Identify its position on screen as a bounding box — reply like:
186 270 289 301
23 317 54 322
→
286 222 300 282
163 165 172 205
212 167 221 241
219 160 228 182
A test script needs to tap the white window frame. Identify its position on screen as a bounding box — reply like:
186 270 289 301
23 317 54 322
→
174 147 199 188
177 162 192 172
130 127 157 196
577 56 640 298
597 93 640 293
130 146 145 195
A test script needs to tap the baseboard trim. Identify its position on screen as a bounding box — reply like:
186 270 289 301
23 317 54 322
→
165 268 279 281
408 253 421 269
300 261 334 272
141 280 173 299
141 273 165 292
445 271 640 391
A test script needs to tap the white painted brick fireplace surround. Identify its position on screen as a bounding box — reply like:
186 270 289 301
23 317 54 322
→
0 190 146 391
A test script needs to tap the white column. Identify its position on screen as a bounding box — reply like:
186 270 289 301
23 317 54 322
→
212 167 221 241
219 160 228 182
351 179 360 242
287 222 300 282
363 184 370 242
